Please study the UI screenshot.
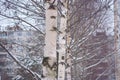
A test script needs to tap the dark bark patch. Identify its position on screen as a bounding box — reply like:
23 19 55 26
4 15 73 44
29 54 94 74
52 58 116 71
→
65 29 69 33
62 37 65 40
49 5 55 9
62 56 64 60
61 15 65 18
60 62 65 65
51 16 56 19
42 57 50 66
41 74 46 78
50 26 57 31
67 50 70 53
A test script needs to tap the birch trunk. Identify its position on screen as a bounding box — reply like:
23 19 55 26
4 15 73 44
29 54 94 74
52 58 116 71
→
57 16 67 80
43 1 71 80
57 0 71 80
66 32 71 80
114 0 120 80
66 3 72 79
42 1 57 80
66 5 72 80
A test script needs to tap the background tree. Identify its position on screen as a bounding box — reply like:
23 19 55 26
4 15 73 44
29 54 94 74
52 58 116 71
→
68 0 115 80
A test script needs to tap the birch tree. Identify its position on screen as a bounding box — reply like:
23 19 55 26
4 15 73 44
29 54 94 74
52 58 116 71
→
42 0 57 80
57 1 68 80
43 0 70 80
0 0 117 80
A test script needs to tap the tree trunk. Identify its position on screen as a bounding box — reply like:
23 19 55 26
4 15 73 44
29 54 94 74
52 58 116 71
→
57 16 67 80
57 1 71 80
43 1 71 80
66 3 72 79
114 0 120 80
66 33 72 80
42 1 57 80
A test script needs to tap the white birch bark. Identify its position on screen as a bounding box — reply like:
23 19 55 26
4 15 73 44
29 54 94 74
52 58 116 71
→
43 1 71 80
42 1 57 80
44 3 57 58
57 16 67 80
57 0 70 80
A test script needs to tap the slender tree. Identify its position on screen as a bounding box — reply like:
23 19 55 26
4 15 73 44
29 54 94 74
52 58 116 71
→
57 0 68 80
114 0 120 80
42 0 57 80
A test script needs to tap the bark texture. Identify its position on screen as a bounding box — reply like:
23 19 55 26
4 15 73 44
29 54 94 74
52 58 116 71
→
42 1 57 80
114 0 120 80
